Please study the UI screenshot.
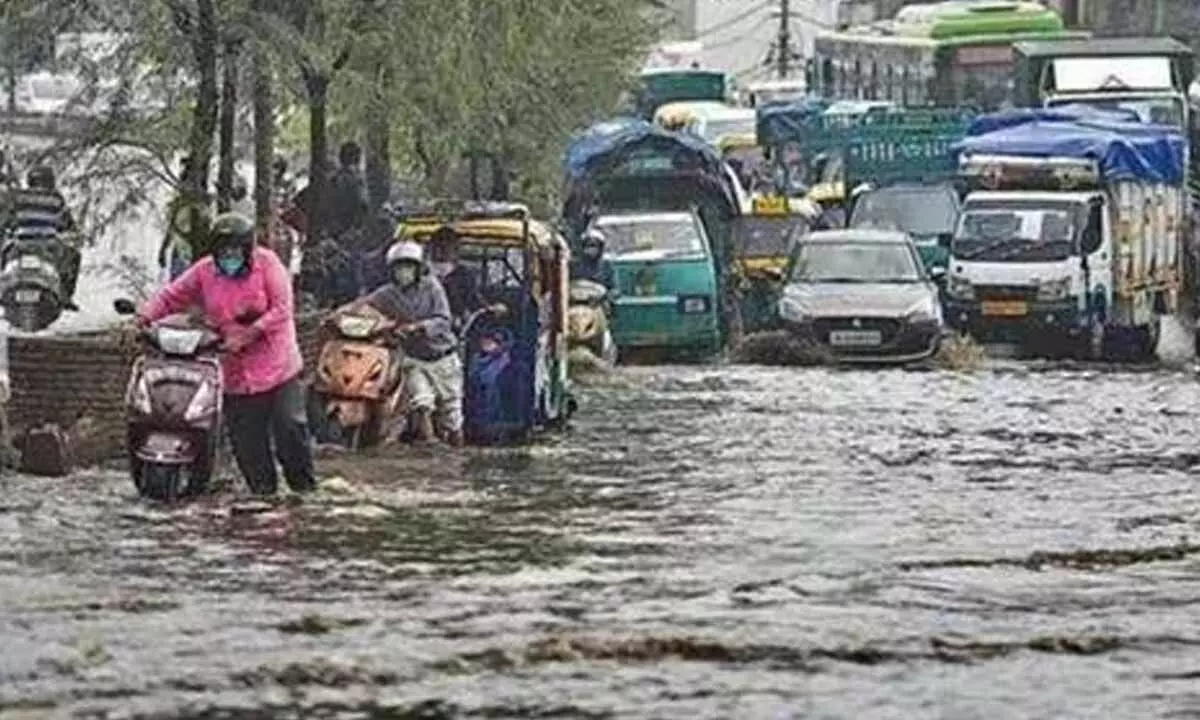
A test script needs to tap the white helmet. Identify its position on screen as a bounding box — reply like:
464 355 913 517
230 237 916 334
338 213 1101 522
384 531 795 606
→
386 240 424 266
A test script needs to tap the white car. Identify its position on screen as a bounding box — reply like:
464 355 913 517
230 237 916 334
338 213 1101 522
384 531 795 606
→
14 72 83 115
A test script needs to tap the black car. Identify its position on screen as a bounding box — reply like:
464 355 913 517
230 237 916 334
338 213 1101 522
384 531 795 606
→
777 229 945 363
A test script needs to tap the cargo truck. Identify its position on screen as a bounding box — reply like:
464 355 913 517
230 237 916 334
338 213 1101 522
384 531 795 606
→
947 114 1186 359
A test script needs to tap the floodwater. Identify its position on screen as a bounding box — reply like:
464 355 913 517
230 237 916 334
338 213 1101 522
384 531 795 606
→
4 360 1200 718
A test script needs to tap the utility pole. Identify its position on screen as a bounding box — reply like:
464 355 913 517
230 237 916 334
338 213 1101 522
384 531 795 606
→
777 0 790 79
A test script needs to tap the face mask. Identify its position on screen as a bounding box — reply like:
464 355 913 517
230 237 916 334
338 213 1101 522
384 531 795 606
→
394 265 419 286
584 247 601 260
216 252 245 276
432 261 455 278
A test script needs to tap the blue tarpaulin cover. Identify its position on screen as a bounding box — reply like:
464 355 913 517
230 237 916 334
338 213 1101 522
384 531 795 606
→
754 97 830 148
955 118 1186 185
966 105 1142 136
562 117 723 179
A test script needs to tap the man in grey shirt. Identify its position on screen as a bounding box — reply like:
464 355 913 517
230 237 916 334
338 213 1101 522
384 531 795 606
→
364 240 463 445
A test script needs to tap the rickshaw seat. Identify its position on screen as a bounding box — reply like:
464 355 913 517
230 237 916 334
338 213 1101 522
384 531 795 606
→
463 285 538 442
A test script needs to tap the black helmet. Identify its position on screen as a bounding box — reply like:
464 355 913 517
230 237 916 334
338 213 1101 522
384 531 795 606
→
27 165 54 190
209 212 255 254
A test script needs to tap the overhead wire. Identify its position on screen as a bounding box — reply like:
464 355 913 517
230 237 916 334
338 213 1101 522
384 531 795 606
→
695 0 772 39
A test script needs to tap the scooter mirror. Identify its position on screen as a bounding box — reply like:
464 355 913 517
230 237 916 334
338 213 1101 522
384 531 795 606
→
113 298 136 315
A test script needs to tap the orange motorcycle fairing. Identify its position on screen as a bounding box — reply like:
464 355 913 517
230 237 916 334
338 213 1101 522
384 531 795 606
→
314 340 393 400
328 398 368 427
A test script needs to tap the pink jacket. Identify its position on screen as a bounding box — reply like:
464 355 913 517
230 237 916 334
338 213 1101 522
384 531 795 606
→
139 246 302 396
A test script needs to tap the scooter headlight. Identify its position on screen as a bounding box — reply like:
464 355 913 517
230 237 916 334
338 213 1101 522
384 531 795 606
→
128 374 152 415
184 379 220 422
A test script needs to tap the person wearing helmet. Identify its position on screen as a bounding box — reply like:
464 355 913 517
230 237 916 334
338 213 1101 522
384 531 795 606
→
569 229 616 291
362 239 461 445
136 212 315 496
7 165 81 310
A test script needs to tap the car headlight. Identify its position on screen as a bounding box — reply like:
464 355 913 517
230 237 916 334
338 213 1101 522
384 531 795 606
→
1036 277 1070 301
904 297 943 323
778 295 809 322
947 274 974 300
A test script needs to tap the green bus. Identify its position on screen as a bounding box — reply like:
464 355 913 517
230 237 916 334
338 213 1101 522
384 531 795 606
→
809 1 1090 111
632 68 732 120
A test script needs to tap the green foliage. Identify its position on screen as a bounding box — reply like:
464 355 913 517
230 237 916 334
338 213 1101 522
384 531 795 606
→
26 0 658 219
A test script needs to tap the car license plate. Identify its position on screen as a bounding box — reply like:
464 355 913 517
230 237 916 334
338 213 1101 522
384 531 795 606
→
14 289 40 304
18 255 39 269
829 330 882 346
981 300 1028 317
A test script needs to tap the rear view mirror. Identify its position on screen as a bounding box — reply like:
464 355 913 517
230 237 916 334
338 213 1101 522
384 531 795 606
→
1080 200 1104 255
113 298 136 315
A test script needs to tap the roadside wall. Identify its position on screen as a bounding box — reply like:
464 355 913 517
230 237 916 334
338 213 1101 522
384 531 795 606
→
8 313 325 466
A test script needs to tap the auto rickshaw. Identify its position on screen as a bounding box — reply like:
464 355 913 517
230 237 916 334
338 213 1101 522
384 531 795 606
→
396 200 574 444
731 194 811 333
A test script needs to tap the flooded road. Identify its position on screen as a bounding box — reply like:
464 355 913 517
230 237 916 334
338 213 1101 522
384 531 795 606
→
4 362 1200 718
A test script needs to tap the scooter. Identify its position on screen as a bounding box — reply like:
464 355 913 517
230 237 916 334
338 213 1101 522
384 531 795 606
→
566 279 617 365
311 302 407 449
0 229 68 331
113 298 223 501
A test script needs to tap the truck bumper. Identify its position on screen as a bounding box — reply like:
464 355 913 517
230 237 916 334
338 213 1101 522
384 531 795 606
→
945 299 1083 341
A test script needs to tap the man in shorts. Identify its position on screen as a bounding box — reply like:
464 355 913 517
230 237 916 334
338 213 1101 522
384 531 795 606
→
363 240 463 446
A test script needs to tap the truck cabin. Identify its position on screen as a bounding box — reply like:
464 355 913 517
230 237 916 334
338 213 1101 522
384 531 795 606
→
954 155 1105 264
1013 37 1195 127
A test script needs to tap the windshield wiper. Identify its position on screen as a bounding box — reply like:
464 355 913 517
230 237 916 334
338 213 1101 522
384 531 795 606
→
956 237 1014 259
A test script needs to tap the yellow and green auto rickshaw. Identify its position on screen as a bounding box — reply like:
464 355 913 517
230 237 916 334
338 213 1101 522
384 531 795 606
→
396 201 574 443
731 194 812 332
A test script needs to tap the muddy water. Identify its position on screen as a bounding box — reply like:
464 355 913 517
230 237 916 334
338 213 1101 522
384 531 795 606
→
4 362 1200 718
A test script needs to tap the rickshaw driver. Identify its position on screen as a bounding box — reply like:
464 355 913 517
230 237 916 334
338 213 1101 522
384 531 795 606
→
361 240 465 446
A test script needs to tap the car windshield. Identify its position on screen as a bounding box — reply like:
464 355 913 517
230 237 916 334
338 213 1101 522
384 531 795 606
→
702 116 755 141
597 217 705 258
735 216 804 257
790 241 922 283
850 186 958 237
954 200 1081 262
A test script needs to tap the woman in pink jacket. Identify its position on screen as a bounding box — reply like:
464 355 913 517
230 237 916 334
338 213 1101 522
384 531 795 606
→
137 212 315 495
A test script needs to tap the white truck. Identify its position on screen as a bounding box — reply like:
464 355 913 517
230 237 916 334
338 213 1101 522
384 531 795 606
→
945 118 1186 359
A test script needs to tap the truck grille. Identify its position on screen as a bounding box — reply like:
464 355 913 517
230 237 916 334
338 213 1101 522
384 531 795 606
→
975 284 1037 302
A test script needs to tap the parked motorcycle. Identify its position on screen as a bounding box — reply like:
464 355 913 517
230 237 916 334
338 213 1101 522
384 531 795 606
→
311 303 407 449
566 279 617 364
113 298 223 501
0 229 68 331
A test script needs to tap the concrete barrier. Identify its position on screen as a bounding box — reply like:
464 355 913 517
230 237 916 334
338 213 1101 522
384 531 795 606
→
0 111 97 141
8 313 325 467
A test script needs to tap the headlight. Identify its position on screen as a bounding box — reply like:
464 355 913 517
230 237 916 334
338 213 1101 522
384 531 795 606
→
905 297 942 323
184 379 219 422
128 375 151 414
1036 277 1070 301
778 295 809 322
947 274 974 300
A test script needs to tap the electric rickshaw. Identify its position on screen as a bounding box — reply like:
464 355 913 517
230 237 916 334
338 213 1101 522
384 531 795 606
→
396 200 574 444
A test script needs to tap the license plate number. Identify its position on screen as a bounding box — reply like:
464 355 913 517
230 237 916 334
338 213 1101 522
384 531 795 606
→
981 300 1028 317
14 289 40 304
829 330 882 346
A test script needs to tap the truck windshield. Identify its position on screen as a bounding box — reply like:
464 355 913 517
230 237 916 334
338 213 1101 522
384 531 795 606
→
1046 94 1185 127
954 199 1082 262
850 186 958 238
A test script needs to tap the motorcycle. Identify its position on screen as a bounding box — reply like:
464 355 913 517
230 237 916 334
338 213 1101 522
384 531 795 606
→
566 279 617 365
113 298 223 502
0 229 68 331
311 302 407 449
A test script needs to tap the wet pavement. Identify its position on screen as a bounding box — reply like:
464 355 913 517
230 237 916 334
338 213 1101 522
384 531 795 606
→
3 361 1200 718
